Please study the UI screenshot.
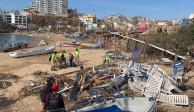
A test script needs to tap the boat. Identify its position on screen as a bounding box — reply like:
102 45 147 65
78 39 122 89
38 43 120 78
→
74 97 156 112
0 40 28 52
9 46 55 58
27 34 34 37
56 41 80 47
91 42 105 49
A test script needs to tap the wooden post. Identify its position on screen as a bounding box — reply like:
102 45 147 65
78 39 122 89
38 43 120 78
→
143 45 147 61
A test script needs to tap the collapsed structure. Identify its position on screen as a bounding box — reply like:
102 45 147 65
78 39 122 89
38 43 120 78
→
58 58 190 111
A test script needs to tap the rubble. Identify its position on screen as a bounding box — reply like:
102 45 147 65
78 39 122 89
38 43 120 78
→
0 97 13 109
125 61 189 106
0 81 12 89
19 81 43 96
32 71 55 78
0 73 21 80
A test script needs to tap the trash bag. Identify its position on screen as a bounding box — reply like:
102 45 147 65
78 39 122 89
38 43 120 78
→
72 61 77 67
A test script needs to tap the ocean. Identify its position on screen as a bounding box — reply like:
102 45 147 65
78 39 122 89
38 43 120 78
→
0 34 37 47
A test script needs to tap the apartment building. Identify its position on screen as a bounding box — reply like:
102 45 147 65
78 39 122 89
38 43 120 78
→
24 0 68 17
1 12 30 29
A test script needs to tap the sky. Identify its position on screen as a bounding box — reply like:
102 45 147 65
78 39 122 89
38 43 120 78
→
0 0 194 20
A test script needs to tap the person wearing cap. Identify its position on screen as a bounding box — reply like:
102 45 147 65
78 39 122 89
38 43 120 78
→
74 48 80 64
49 51 57 71
44 84 65 112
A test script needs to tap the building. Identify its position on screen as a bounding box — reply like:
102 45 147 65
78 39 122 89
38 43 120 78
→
1 12 31 29
79 14 96 30
24 0 68 17
172 19 180 26
0 9 2 15
131 16 147 25
189 13 194 20
180 18 189 27
139 22 149 32
157 21 170 26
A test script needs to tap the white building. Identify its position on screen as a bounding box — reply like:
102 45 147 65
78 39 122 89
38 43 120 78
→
25 0 68 17
2 12 30 29
189 13 194 20
79 14 96 30
172 19 180 26
157 21 169 26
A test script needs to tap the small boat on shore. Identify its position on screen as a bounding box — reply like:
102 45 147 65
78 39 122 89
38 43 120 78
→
56 41 80 47
9 46 55 58
27 34 34 37
0 40 28 52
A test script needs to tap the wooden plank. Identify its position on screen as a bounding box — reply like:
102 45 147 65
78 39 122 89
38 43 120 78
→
161 58 172 63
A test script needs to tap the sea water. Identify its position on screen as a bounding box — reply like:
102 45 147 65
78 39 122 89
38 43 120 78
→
0 34 37 47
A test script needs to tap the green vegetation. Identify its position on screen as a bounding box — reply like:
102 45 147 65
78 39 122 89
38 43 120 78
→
147 19 194 54
31 14 83 33
0 16 16 33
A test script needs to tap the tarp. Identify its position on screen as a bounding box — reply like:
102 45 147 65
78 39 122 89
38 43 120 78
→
131 48 143 61
86 105 123 112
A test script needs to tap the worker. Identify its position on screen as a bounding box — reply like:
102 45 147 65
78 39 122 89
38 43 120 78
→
69 53 75 67
59 50 67 68
43 84 65 112
75 48 80 64
49 51 57 71
104 55 111 66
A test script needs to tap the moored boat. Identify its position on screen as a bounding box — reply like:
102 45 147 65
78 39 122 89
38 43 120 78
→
56 41 80 47
9 46 55 58
0 40 28 52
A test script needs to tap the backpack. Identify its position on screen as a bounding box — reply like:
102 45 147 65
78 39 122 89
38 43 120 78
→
40 86 47 103
48 93 63 110
40 83 52 103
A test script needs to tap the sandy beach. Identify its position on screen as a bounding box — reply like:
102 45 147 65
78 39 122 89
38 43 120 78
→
0 33 194 112
0 33 108 111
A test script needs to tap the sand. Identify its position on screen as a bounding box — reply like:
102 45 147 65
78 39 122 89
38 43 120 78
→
0 33 194 112
0 33 107 111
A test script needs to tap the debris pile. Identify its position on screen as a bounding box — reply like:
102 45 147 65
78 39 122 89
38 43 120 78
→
66 59 192 111
125 61 189 106
0 97 13 109
19 81 43 96
0 73 21 90
0 73 21 80
0 81 12 89
32 71 55 78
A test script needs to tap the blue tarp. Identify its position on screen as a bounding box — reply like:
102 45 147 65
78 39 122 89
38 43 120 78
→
86 105 123 112
173 61 184 77
131 48 143 61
